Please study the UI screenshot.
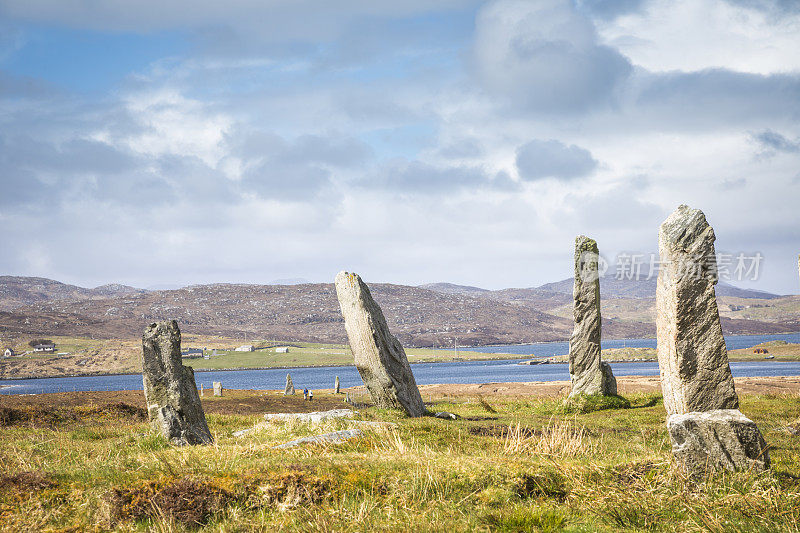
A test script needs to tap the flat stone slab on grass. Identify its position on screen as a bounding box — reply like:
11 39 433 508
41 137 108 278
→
274 429 363 449
233 416 393 438
264 409 356 424
668 409 770 473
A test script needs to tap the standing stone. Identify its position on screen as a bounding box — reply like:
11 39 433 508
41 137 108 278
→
657 205 738 415
140 321 212 445
335 376 341 394
335 271 427 417
657 205 768 473
284 373 295 395
568 236 616 397
213 382 222 397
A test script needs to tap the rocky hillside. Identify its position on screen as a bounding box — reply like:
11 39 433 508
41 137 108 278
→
0 276 796 347
0 276 145 311
0 280 582 346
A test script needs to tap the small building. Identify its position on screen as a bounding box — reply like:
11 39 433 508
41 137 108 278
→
275 347 289 353
235 345 255 352
181 348 204 358
3 348 14 357
33 343 56 353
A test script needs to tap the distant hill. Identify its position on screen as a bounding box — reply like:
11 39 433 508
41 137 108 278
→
532 276 780 300
0 275 795 347
269 278 311 285
0 276 146 311
0 281 581 347
418 283 489 297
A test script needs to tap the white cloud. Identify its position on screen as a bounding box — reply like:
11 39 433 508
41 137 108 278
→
473 0 632 112
1 0 799 294
597 0 800 74
121 90 232 167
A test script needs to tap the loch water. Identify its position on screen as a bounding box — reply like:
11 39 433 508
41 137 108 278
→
2 332 799 395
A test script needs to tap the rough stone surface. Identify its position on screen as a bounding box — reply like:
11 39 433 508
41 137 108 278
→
264 409 355 424
600 362 617 396
213 382 222 397
568 236 615 397
274 429 362 449
335 271 427 417
140 321 212 445
284 373 295 396
656 205 739 416
335 376 340 394
668 409 770 473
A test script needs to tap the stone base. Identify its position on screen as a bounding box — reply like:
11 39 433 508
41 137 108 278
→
153 405 213 446
569 361 617 398
668 409 770 474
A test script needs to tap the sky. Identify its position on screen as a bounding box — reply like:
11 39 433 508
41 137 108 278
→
1 0 799 293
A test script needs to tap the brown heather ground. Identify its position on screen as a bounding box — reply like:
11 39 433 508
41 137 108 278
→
1 378 799 531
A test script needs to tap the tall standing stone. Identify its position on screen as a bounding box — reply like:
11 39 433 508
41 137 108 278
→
213 382 222 397
141 321 212 445
335 376 341 394
657 205 768 473
284 373 295 395
568 236 616 397
657 206 738 415
335 271 427 417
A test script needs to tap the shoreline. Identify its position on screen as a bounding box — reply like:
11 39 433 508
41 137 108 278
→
2 332 798 381
2 375 799 399
453 330 800 350
0 354 800 382
1 354 798 382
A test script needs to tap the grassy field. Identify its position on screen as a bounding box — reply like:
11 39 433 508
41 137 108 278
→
1 389 799 531
182 343 514 370
728 340 800 361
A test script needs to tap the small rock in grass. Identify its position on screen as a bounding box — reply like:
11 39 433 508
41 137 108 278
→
274 429 362 449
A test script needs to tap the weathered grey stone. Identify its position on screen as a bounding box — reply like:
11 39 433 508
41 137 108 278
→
274 429 362 449
264 409 356 424
335 271 427 417
434 411 461 420
569 236 615 397
668 410 770 473
335 375 340 394
656 205 739 416
140 321 212 445
600 362 617 396
213 381 222 397
284 373 295 396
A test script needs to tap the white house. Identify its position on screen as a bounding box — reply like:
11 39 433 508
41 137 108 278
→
235 345 255 352
33 343 56 353
3 348 14 357
275 347 289 353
